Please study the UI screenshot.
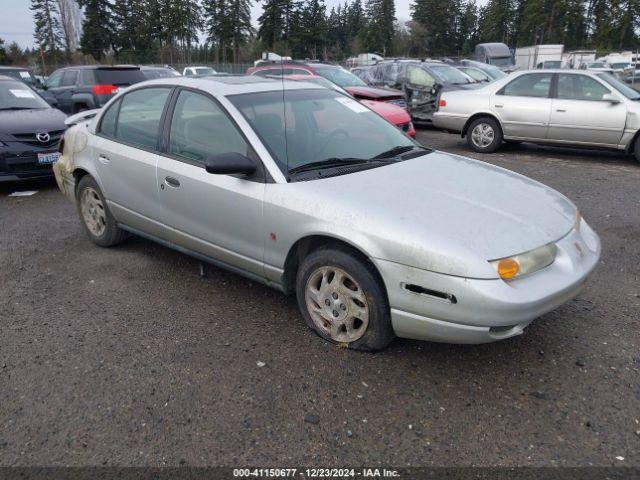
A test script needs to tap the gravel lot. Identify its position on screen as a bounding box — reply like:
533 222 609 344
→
0 128 639 467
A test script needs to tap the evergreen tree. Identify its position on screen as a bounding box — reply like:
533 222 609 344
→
364 0 395 54
78 0 113 60
411 0 458 56
0 37 7 65
31 0 64 53
478 0 516 44
258 0 287 50
516 0 586 48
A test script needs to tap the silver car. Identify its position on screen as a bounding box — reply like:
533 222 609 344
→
54 76 600 350
433 70 640 161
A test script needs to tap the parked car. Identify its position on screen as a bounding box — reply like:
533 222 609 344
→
453 65 493 83
585 62 614 74
246 61 406 108
183 66 217 76
43 65 146 114
0 75 66 183
0 66 57 105
366 60 481 123
53 75 600 350
140 65 181 79
433 70 640 161
281 74 414 137
458 59 507 81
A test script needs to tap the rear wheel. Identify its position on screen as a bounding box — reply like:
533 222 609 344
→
296 246 394 351
76 176 127 247
467 117 503 153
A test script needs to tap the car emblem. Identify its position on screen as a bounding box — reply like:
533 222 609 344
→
36 132 50 143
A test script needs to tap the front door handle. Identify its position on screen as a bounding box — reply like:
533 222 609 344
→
164 176 180 188
98 154 110 164
556 109 567 112
495 104 503 108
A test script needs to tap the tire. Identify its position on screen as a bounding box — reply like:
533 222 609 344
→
296 246 394 351
76 175 127 247
466 117 503 153
635 135 640 164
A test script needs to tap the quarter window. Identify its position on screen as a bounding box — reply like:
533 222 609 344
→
501 73 552 98
557 74 610 101
169 90 249 163
115 87 171 149
99 99 120 138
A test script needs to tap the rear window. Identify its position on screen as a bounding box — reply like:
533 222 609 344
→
95 68 145 86
2 69 37 86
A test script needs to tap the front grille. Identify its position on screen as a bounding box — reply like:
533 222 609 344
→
387 99 407 109
11 129 65 149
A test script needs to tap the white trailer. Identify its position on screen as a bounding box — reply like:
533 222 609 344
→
562 50 596 69
515 44 564 70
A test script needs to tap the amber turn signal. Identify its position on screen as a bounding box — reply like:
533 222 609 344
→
497 258 519 279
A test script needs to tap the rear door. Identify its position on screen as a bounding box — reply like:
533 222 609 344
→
156 88 266 277
92 86 173 236
404 65 438 121
492 72 553 139
46 70 77 113
548 73 626 146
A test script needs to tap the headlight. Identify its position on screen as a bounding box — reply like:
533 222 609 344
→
490 243 558 280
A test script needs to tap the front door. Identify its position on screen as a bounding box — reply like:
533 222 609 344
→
493 72 553 139
156 89 265 277
548 73 627 146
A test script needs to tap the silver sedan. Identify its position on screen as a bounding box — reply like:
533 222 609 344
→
433 69 640 162
54 76 600 350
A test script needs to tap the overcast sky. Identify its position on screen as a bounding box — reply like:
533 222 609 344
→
1 0 417 49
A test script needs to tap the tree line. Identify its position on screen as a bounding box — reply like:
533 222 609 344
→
1 0 638 70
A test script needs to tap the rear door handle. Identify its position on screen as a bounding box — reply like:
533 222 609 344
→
495 104 503 108
164 176 180 188
98 154 110 165
556 109 566 112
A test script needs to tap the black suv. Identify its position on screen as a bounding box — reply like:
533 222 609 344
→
43 65 146 114
0 75 67 183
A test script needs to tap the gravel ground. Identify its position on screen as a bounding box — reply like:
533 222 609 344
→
0 129 638 468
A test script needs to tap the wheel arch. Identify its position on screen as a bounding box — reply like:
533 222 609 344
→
281 234 387 299
461 112 504 138
626 129 640 155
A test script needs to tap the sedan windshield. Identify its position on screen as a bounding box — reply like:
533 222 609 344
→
597 73 640 99
489 57 513 67
313 67 366 87
0 80 50 110
430 65 474 85
229 88 418 178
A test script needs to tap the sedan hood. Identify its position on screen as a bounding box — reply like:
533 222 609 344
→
360 100 410 125
277 152 576 278
345 85 404 100
0 107 66 137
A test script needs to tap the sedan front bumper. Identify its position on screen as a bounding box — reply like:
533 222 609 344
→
375 219 601 344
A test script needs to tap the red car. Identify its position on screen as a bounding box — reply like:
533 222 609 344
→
279 74 415 137
246 62 407 109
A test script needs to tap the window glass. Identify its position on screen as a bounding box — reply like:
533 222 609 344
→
501 73 552 97
61 70 78 87
313 67 366 87
407 66 435 87
169 90 249 163
46 71 63 88
115 88 170 149
99 99 120 138
0 79 50 109
229 89 415 175
430 65 474 84
290 69 311 75
558 74 610 101
81 70 95 85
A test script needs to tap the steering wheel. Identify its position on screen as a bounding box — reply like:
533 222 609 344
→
315 129 349 158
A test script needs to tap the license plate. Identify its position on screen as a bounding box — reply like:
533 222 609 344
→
37 152 60 165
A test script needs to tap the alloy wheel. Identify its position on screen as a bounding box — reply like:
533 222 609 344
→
80 187 106 237
471 122 495 148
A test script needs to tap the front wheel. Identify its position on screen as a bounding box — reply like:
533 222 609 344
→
296 247 394 351
466 117 503 153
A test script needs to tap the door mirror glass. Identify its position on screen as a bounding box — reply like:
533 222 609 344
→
205 152 256 175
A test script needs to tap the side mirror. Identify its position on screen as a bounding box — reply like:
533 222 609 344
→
205 152 256 176
602 93 620 104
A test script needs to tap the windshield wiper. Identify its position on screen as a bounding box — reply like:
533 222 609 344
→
288 157 390 174
0 106 37 111
372 145 426 159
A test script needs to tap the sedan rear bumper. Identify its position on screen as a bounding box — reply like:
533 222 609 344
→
375 219 600 344
432 112 467 133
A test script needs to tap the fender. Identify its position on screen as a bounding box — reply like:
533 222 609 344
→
71 92 97 110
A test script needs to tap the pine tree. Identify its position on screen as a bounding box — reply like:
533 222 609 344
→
78 0 113 60
364 0 395 55
258 0 287 50
31 0 64 53
411 0 458 56
0 37 8 65
478 0 516 44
